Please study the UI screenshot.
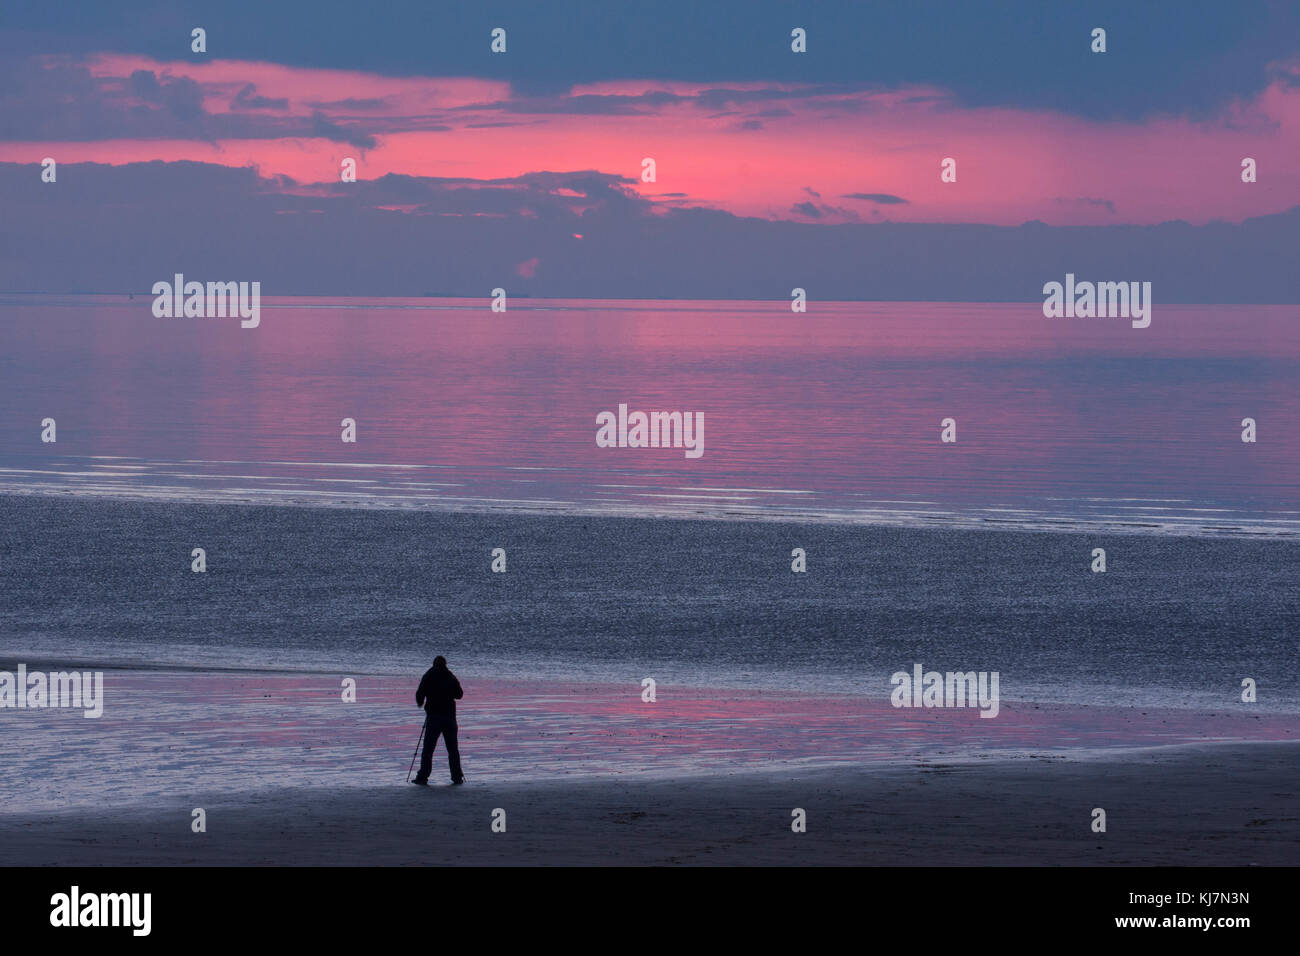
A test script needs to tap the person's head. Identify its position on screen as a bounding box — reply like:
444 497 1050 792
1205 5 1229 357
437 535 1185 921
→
433 655 447 669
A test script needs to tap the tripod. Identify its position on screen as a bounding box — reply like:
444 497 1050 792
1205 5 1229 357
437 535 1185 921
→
406 716 427 783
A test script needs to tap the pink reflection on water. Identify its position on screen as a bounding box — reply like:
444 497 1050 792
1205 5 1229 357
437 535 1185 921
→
9 671 1296 812
3 298 1299 526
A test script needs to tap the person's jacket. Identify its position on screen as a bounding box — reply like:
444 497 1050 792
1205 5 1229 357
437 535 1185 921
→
416 665 464 718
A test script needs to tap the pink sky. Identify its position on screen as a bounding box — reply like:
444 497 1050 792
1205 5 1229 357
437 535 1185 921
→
4 52 1299 225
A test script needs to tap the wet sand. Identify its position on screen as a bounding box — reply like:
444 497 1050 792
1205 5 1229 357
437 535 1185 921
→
5 741 1297 866
4 670 1296 815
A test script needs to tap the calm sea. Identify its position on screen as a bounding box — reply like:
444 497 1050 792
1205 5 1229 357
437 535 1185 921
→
1 296 1298 712
1 295 1298 534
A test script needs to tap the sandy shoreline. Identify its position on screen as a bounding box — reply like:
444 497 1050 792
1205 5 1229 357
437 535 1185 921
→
5 669 1295 818
4 496 1299 866
5 741 1297 866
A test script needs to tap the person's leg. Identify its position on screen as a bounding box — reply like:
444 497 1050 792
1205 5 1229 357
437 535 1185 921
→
443 721 464 782
415 718 442 783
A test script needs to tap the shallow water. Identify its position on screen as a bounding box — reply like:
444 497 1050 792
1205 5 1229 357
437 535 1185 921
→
3 671 1295 812
3 496 1298 712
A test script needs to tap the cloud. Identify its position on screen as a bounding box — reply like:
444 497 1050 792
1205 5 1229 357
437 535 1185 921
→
1054 196 1117 215
843 193 909 205
485 90 689 116
285 167 644 222
3 1 1297 122
3 48 1299 231
310 111 377 148
308 97 389 110
6 49 1299 234
128 69 204 121
0 160 1295 302
0 55 387 143
232 83 289 111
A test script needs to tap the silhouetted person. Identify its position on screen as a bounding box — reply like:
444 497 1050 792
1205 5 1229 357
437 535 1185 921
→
412 656 465 785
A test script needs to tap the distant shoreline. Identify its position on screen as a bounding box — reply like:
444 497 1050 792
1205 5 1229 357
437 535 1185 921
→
1 292 1296 306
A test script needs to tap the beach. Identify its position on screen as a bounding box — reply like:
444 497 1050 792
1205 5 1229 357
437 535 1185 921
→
3 494 1298 866
5 741 1298 866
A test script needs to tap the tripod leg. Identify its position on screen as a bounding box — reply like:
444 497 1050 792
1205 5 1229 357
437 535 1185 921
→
406 717 427 782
